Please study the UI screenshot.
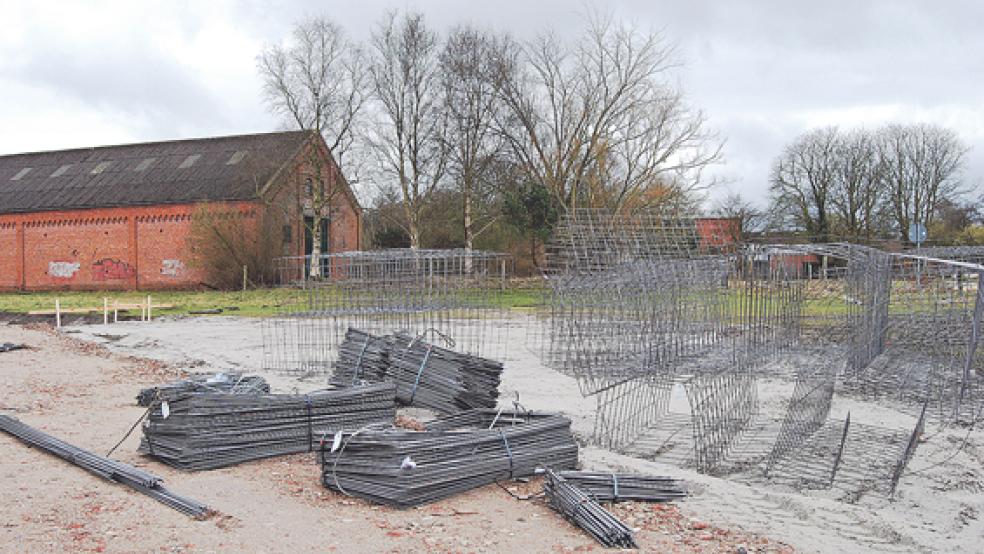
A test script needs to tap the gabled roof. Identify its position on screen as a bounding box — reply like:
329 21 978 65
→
0 130 315 215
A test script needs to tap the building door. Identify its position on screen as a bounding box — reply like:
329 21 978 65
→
303 217 329 276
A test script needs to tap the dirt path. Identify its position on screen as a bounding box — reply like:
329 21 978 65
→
0 324 791 553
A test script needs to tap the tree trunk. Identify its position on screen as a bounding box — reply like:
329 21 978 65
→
309 214 323 278
464 177 473 273
530 236 539 271
408 217 421 249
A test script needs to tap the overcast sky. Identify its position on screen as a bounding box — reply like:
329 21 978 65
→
1 0 981 208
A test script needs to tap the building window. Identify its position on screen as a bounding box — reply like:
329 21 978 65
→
91 161 112 174
179 154 201 169
304 178 313 197
51 164 72 177
226 150 247 165
283 224 292 243
135 158 156 171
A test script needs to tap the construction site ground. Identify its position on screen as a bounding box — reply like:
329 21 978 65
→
2 316 982 553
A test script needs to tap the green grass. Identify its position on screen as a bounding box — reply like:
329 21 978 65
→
0 289 310 318
0 285 550 318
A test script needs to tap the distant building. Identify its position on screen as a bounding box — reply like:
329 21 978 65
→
695 217 740 253
0 130 360 290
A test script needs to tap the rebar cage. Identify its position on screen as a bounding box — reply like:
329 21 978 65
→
262 249 512 376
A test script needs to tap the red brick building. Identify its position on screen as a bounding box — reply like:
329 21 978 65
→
0 130 361 290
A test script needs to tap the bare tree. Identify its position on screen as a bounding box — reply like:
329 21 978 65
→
367 10 446 249
491 14 721 216
439 26 505 265
711 192 764 242
831 129 884 240
769 127 839 241
879 123 969 242
258 16 368 276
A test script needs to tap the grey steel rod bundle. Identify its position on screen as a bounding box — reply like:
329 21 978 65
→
136 372 270 406
331 328 503 414
330 328 392 385
0 414 208 518
556 471 686 503
320 410 578 507
139 383 396 470
543 469 638 549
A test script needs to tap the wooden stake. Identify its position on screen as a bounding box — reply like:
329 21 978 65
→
103 297 108 325
55 298 61 328
146 295 152 321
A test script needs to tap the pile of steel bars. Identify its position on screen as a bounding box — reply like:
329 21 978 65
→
556 471 686 502
544 469 638 549
330 328 392 385
0 415 208 518
139 383 396 470
331 328 504 414
320 410 578 507
136 373 270 406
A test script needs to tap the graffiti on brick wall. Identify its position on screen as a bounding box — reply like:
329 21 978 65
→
92 258 135 281
48 261 80 279
161 259 184 277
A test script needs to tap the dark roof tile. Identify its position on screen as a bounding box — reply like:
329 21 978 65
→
0 130 311 215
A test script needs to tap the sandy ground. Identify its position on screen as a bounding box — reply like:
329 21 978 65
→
3 314 983 552
1 321 791 554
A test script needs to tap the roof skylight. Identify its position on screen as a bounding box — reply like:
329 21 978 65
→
51 164 72 177
135 158 156 171
179 154 201 169
10 168 31 181
226 150 247 165
91 161 112 175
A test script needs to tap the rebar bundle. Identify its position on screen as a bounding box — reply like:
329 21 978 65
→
330 328 503 414
330 328 392 385
319 410 578 507
387 332 503 413
0 415 208 518
543 469 638 549
136 373 270 406
139 383 397 470
556 471 687 502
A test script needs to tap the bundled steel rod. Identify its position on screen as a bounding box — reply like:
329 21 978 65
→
320 410 578 507
544 469 638 549
136 372 270 406
0 415 207 518
332 328 503 414
556 471 686 503
139 383 396 470
330 328 392 385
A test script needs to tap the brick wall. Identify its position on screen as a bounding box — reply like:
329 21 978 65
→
136 211 202 288
25 215 132 290
0 202 256 291
0 222 17 289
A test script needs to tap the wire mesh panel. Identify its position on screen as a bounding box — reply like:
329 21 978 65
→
685 370 758 474
543 209 803 457
542 218 984 496
262 249 511 375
